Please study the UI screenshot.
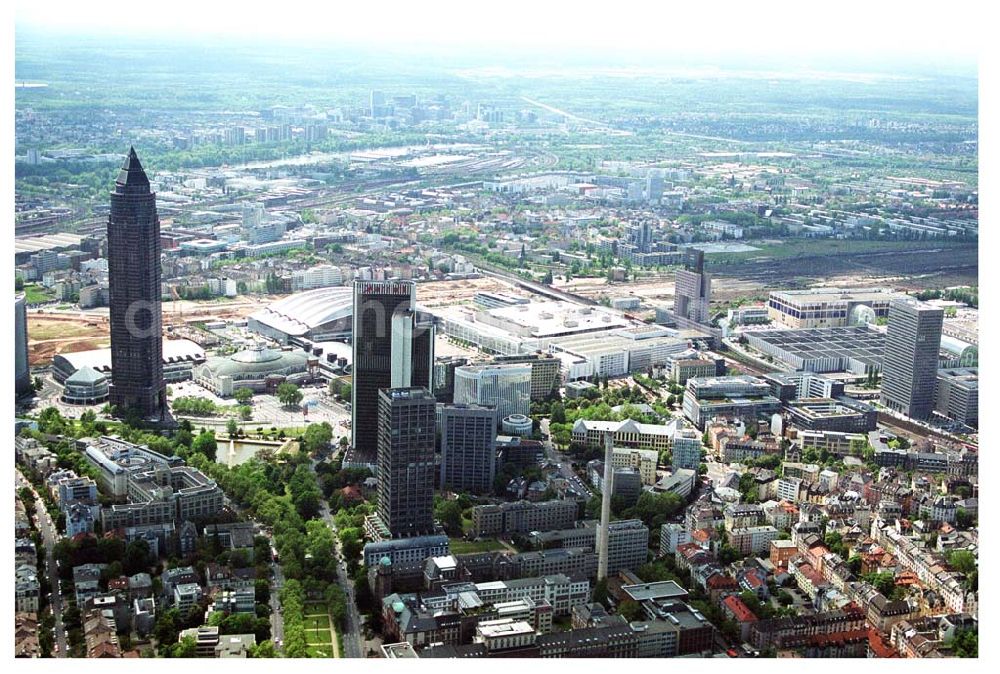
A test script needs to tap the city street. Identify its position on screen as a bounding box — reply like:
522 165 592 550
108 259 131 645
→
16 469 68 658
314 450 365 658
227 511 285 653
540 418 594 498
318 497 365 658
269 555 285 652
16 370 79 419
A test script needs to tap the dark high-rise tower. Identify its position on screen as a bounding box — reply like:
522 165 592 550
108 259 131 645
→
107 147 165 418
351 279 434 457
15 294 31 397
440 404 497 494
674 248 711 324
377 387 437 538
881 297 943 420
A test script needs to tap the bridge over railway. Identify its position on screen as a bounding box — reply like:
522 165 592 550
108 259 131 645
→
475 262 599 306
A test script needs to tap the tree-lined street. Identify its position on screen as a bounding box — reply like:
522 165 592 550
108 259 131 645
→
17 469 68 658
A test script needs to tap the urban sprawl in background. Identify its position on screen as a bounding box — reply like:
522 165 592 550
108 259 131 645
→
11 19 979 660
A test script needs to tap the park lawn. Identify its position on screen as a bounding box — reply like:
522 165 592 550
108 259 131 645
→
306 629 331 643
21 284 56 304
303 602 338 658
257 427 308 440
306 644 334 658
304 614 331 630
449 538 505 554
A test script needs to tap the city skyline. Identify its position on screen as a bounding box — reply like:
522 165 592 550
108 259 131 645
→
8 6 983 661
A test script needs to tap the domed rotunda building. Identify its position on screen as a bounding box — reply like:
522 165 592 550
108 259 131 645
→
194 343 311 397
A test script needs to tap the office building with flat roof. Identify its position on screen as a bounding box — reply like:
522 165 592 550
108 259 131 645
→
671 427 702 471
432 355 468 403
471 499 578 538
363 534 450 567
510 548 599 581
453 363 530 425
674 250 711 324
682 376 782 429
15 294 31 396
611 447 659 485
352 280 434 457
934 367 978 428
670 358 717 385
474 618 537 652
767 287 897 329
82 435 183 496
381 642 419 658
377 387 437 539
493 352 561 400
440 404 497 494
784 397 878 433
101 463 223 530
791 429 867 457
763 371 845 401
527 519 649 575
588 462 642 506
660 523 691 556
746 326 884 374
881 297 943 420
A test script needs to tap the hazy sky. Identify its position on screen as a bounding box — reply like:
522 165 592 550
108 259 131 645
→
15 0 980 68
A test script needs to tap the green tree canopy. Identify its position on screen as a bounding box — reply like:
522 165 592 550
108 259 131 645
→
434 499 463 536
948 550 976 575
171 635 197 658
250 640 278 658
951 628 978 657
862 571 897 597
276 382 303 408
192 430 218 461
123 538 153 575
618 598 645 622
302 422 333 454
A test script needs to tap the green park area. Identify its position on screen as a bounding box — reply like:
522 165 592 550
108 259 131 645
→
449 538 506 554
303 602 338 658
21 283 56 304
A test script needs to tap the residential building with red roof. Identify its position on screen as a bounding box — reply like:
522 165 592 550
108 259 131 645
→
722 594 759 641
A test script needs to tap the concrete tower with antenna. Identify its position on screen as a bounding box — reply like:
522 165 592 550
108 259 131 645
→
597 430 614 582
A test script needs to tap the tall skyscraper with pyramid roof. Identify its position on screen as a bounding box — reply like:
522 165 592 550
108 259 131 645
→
107 147 165 418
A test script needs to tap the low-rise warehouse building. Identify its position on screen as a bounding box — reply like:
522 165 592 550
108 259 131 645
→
745 326 885 375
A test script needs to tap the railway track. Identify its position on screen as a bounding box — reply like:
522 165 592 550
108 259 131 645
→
876 412 973 447
476 263 599 306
